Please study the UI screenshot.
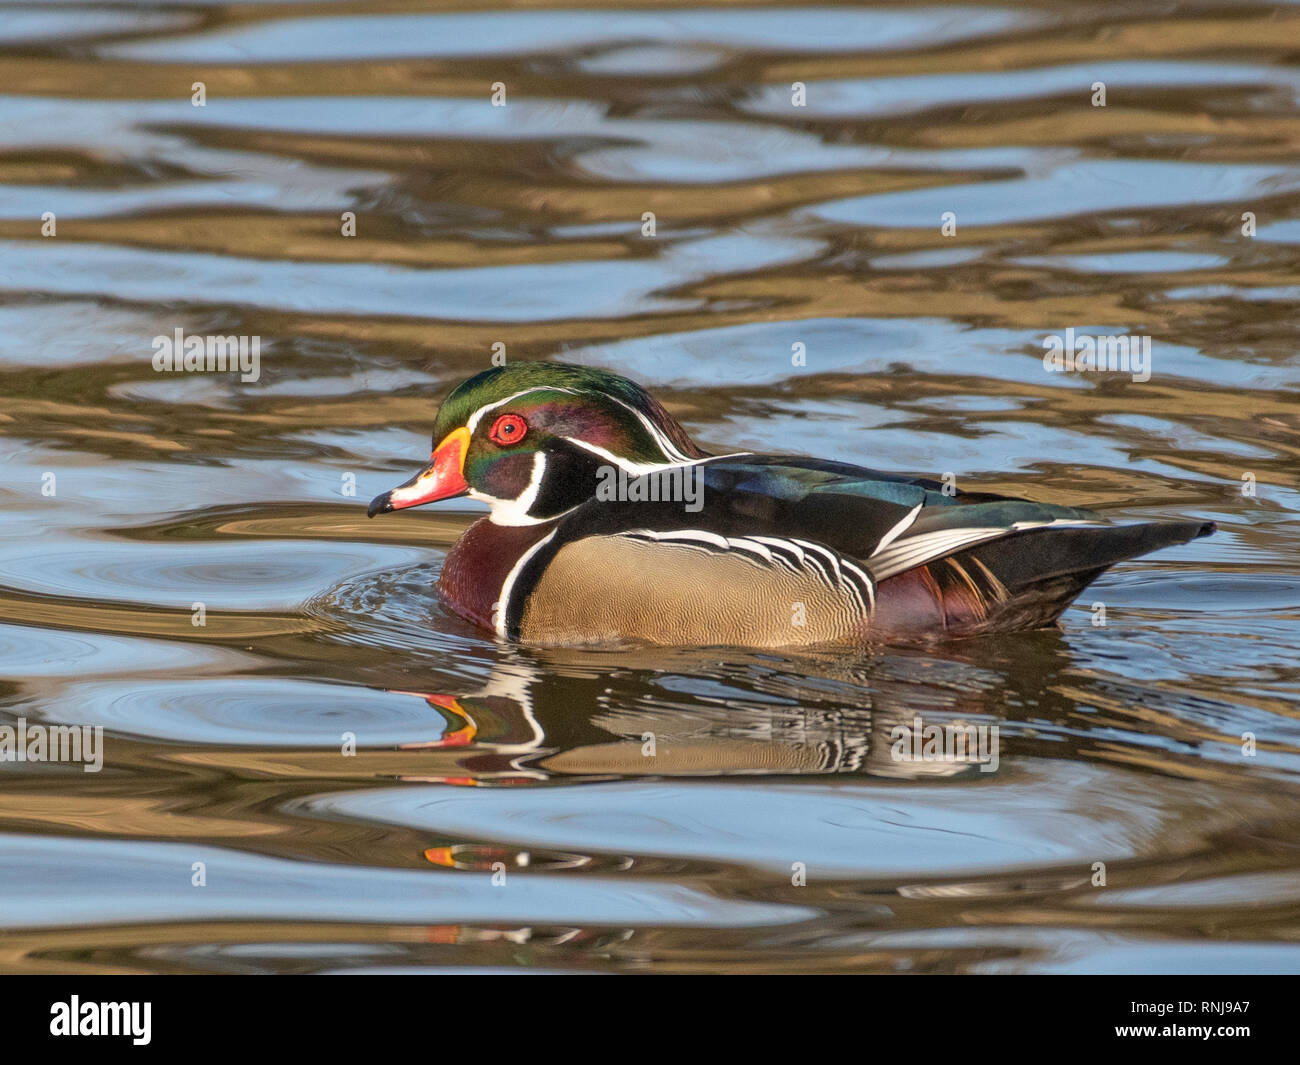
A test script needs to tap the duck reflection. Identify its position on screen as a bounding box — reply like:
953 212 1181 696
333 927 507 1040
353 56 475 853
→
381 633 1076 785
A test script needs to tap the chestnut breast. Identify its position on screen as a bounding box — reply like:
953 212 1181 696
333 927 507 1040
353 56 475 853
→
438 517 555 631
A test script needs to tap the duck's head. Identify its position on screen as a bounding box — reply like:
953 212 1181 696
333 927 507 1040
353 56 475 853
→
367 362 707 526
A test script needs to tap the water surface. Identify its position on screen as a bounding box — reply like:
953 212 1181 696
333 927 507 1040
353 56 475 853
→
2 0 1299 974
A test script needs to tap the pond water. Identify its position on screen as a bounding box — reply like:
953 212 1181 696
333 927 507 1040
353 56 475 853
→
1 0 1298 973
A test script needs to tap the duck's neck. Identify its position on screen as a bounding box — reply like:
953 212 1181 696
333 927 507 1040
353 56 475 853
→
438 516 557 632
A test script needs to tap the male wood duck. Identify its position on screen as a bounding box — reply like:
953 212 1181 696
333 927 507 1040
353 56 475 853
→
368 362 1213 646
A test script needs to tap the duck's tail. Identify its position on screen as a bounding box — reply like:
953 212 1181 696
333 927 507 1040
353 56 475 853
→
871 519 1214 638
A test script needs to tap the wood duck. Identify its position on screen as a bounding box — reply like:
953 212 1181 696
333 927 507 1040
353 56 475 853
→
368 362 1213 646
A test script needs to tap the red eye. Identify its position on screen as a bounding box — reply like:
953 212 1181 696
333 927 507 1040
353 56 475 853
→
489 413 527 446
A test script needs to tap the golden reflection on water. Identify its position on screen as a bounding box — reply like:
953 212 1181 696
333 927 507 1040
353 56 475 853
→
0 0 1299 974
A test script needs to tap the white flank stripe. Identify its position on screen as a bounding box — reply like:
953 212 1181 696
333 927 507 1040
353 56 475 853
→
839 557 877 612
630 528 730 550
792 539 844 581
749 535 807 566
496 529 558 638
726 539 776 565
622 530 875 616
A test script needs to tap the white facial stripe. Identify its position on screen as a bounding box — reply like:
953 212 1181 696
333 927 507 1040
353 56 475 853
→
564 438 746 476
465 384 694 465
472 452 586 527
460 381 752 524
516 451 547 515
465 386 583 434
472 489 583 527
596 391 694 463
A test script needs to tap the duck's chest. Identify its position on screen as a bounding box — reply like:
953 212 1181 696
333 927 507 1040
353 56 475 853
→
437 517 555 632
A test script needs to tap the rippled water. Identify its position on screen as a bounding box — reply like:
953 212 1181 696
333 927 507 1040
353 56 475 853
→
2 1 1299 974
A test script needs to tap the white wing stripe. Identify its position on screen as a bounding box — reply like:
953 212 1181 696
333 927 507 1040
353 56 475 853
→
869 528 1005 580
868 518 1103 581
839 557 877 613
872 502 924 555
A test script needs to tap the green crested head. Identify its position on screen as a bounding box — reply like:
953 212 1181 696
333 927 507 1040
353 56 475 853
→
369 362 707 525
